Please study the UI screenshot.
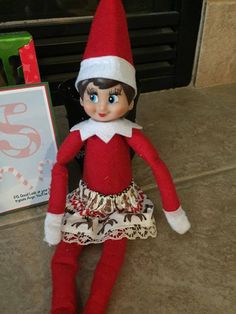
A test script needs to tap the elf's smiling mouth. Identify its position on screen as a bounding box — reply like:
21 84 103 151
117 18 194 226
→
98 113 107 117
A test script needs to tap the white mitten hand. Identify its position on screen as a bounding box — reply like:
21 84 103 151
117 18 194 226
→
44 213 64 246
163 206 191 234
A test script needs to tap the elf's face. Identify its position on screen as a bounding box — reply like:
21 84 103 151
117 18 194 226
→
80 82 134 122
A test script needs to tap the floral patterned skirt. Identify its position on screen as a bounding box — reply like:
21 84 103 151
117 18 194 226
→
62 180 157 245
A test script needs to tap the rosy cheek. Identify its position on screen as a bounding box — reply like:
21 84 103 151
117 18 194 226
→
116 107 128 115
88 104 95 111
84 105 94 115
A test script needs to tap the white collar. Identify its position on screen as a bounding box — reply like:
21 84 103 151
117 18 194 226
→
70 118 142 143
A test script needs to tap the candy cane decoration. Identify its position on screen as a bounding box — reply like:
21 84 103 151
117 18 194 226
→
38 159 54 181
0 167 33 190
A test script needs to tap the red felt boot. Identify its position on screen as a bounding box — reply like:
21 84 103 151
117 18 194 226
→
83 238 127 314
51 241 83 314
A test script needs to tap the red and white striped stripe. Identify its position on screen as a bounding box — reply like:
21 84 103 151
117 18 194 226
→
38 159 54 181
0 167 33 190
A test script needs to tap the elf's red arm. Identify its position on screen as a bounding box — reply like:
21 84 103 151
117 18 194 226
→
48 131 84 214
125 128 180 212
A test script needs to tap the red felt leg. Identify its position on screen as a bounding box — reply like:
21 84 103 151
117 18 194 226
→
83 238 127 314
51 241 83 314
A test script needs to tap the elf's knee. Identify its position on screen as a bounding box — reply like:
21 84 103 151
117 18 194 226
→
51 244 79 273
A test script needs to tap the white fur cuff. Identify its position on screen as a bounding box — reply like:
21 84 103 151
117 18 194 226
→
44 213 64 246
163 207 191 234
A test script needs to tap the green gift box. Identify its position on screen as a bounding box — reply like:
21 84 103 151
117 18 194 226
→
0 31 41 85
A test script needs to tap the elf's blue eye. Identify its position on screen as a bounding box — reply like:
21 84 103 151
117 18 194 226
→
108 95 118 104
90 94 98 103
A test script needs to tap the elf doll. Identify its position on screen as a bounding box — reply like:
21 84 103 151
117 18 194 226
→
44 1 191 313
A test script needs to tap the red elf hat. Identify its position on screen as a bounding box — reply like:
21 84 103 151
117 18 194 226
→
75 0 137 95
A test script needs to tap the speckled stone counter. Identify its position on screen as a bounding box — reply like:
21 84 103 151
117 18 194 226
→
1 83 236 314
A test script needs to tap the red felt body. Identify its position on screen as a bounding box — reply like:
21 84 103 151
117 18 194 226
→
48 129 179 214
83 134 132 194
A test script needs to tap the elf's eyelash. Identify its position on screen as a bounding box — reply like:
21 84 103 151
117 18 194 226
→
109 88 122 96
